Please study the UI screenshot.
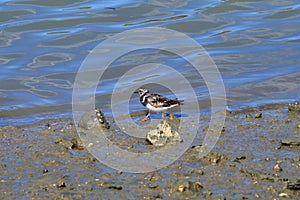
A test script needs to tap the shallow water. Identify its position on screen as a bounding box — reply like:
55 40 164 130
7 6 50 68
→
1 0 300 126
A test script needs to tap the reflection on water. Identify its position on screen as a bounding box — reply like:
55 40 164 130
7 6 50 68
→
0 0 299 125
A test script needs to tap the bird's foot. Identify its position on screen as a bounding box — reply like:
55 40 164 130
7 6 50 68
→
140 117 149 122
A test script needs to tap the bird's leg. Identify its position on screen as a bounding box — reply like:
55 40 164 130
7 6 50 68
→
141 111 150 122
161 112 165 121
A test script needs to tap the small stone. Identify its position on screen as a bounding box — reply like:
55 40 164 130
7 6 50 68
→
297 124 300 129
190 181 203 193
46 123 51 129
43 169 48 174
107 185 123 190
57 181 66 188
87 143 94 148
281 137 300 146
265 157 270 161
117 170 123 174
173 180 203 194
236 155 246 160
175 180 189 193
279 193 289 197
273 163 282 171
254 113 262 118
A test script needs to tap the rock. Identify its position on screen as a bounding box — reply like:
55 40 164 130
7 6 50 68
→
174 180 203 193
146 121 182 146
285 179 300 190
280 136 300 146
254 112 262 118
279 193 289 198
57 181 66 188
78 108 110 130
236 155 246 160
288 102 300 113
107 185 123 190
70 138 84 150
273 163 282 171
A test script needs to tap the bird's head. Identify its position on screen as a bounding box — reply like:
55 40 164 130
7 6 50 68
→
134 88 149 96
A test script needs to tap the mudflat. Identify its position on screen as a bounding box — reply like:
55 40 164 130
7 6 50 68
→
1 103 299 199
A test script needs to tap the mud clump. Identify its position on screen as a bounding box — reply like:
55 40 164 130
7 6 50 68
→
1 103 300 199
280 136 300 147
200 151 227 165
285 180 300 190
172 179 203 193
288 101 300 113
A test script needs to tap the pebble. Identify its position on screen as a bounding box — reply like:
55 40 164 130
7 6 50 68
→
265 157 270 161
57 181 66 188
254 113 262 118
273 163 282 171
279 193 289 197
281 137 300 146
87 143 94 148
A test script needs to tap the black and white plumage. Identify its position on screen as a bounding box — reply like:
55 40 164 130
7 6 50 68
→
135 88 183 122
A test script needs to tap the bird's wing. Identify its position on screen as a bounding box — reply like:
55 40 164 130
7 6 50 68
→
148 94 181 108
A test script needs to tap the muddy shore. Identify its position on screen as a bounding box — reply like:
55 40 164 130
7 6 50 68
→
0 103 299 199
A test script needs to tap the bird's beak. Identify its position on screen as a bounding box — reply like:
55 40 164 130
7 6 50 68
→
134 90 139 94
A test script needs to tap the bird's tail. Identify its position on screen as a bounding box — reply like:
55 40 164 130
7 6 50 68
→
175 98 184 105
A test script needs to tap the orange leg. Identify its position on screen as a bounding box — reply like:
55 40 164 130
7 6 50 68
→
161 112 165 121
141 112 150 122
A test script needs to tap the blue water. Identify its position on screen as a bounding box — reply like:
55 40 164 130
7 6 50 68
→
0 0 299 126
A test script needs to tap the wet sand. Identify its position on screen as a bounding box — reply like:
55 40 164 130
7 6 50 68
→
0 103 299 199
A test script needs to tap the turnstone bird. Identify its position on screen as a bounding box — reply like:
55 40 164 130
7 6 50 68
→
135 88 183 122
